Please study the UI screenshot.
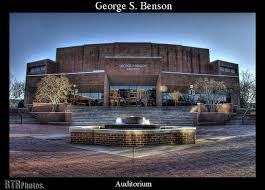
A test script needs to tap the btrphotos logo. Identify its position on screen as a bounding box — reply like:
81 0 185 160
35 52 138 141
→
4 180 45 190
115 180 152 188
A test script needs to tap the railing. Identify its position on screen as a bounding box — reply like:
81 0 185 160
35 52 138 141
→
9 112 23 124
242 107 256 123
9 108 29 124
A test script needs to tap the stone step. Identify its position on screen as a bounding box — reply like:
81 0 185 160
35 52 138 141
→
72 118 193 120
73 115 191 116
73 112 192 113
72 120 193 123
9 113 40 124
72 115 193 118
71 122 194 126
9 121 40 124
225 114 256 125
72 116 193 118
71 106 194 126
71 120 194 123
231 121 256 123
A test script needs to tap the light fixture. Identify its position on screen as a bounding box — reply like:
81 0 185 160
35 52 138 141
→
160 86 168 92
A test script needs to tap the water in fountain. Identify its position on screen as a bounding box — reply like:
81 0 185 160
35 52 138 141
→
115 116 150 125
104 116 159 129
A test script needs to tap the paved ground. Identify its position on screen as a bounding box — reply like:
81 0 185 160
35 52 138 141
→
9 124 256 177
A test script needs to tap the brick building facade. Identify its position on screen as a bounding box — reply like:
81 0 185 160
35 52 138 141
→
24 42 240 106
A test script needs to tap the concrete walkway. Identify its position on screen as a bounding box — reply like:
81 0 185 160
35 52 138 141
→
9 124 256 177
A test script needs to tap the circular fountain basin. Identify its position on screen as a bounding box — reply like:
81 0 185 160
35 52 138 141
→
69 125 196 147
69 116 196 146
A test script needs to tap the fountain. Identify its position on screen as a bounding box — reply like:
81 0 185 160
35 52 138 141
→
69 116 196 146
104 116 160 129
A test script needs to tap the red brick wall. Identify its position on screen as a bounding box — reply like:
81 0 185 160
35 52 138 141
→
71 132 94 144
56 46 84 73
30 112 72 124
55 43 212 74
25 43 240 106
192 112 232 125
70 130 196 146
26 59 56 74
31 103 68 112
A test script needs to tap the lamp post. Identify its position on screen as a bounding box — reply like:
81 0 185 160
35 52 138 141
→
189 85 195 105
160 86 168 106
72 84 78 105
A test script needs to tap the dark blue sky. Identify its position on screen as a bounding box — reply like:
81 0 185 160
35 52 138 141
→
10 13 255 81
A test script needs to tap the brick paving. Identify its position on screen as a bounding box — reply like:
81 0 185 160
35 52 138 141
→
9 124 256 177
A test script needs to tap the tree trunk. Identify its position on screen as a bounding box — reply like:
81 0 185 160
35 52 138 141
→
52 104 57 112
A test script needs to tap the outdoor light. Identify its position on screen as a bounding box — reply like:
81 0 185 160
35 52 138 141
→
115 117 122 124
160 86 168 92
189 85 195 95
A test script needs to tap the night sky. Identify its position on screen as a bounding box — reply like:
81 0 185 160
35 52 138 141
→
10 13 256 81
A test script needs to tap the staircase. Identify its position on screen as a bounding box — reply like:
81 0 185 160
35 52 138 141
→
226 114 256 125
9 113 40 124
69 105 194 126
9 105 256 126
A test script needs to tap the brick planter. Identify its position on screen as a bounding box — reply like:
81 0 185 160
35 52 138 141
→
31 103 68 112
70 126 196 147
30 112 72 124
192 112 233 125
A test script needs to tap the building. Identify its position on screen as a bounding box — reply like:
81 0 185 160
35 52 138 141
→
24 42 240 106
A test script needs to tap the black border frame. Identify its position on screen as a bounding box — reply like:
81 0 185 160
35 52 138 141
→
1 0 259 189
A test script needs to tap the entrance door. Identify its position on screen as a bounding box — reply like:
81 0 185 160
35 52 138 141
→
109 85 156 106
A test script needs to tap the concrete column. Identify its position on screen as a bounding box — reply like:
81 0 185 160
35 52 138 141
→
156 74 162 106
24 76 30 105
103 74 109 106
231 88 240 107
230 77 240 107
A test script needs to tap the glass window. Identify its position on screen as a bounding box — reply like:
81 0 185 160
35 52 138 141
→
40 66 46 71
79 92 102 100
224 68 230 72
111 86 120 90
78 92 103 106
220 66 235 74
110 85 156 106
130 86 137 90
30 65 46 73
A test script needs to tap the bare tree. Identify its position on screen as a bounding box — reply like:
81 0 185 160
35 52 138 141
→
240 70 256 107
35 75 71 111
9 73 14 99
11 79 25 100
9 73 14 108
194 78 227 112
170 90 182 107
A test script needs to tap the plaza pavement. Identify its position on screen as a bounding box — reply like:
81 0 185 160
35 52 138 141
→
9 124 256 177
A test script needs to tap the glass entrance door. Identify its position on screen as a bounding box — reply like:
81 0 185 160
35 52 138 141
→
110 85 156 106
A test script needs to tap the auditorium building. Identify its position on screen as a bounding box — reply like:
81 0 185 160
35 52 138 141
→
24 42 240 107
